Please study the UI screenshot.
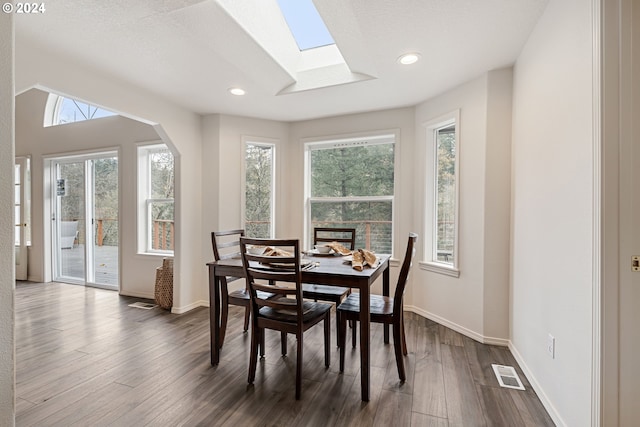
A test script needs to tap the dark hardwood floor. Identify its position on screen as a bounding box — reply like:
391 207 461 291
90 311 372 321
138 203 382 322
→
15 281 555 426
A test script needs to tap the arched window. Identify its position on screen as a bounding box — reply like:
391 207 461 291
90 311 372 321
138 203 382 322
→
44 94 117 127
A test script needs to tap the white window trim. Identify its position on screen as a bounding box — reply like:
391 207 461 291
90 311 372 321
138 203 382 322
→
303 131 398 252
421 111 460 277
241 137 277 238
137 142 174 255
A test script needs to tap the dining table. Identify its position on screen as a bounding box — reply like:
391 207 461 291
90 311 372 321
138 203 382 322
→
207 252 391 402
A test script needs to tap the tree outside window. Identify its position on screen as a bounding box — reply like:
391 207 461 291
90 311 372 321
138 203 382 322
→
435 125 456 264
307 135 395 253
245 142 275 238
138 144 174 253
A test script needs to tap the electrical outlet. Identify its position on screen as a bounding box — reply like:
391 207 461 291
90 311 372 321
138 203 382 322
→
547 334 555 358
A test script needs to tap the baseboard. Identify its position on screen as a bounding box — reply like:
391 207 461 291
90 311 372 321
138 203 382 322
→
405 305 510 347
172 299 208 314
119 290 154 300
508 342 566 427
120 291 207 314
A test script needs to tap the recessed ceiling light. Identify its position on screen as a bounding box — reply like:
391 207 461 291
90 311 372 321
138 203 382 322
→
398 53 420 65
229 87 246 96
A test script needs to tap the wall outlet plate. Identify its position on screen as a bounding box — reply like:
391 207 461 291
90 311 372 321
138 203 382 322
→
547 334 555 358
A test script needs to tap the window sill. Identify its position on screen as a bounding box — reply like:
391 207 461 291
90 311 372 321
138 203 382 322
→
138 251 174 258
419 261 460 278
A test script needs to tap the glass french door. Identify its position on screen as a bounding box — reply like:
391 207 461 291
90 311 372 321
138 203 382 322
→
52 152 118 289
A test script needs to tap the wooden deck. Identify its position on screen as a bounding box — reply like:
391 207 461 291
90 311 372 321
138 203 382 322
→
15 281 555 426
59 244 118 286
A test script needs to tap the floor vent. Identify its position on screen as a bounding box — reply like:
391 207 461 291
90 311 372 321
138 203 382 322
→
128 302 157 310
491 364 525 390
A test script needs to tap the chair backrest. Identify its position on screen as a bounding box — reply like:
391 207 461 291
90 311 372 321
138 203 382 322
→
313 227 356 250
211 229 244 261
393 233 418 317
61 220 79 238
239 237 304 320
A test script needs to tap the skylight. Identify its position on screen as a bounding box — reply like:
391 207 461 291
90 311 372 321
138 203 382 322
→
276 0 334 51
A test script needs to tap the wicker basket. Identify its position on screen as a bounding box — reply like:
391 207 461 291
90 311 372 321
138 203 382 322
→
154 257 174 310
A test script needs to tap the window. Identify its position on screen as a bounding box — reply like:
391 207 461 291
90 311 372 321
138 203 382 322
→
138 144 174 254
244 141 275 238
44 94 117 127
305 134 395 253
423 112 460 276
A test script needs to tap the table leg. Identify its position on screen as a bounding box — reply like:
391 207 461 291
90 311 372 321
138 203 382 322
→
208 265 220 365
383 263 390 344
359 282 370 401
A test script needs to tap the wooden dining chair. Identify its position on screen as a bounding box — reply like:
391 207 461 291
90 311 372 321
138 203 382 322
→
211 230 251 348
302 227 355 346
313 227 356 250
337 232 418 382
240 237 331 400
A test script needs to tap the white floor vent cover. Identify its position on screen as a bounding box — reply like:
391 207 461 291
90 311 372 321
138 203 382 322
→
128 302 157 310
492 364 525 390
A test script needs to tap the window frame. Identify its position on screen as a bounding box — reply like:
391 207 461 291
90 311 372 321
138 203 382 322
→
303 132 397 253
241 138 277 238
421 111 460 277
137 142 175 255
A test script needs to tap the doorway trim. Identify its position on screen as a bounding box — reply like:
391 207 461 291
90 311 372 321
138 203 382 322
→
600 0 627 425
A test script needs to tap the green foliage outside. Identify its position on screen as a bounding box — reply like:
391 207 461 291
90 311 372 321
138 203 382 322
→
58 149 175 250
243 141 395 252
59 157 118 246
94 157 118 246
310 143 394 253
436 127 456 263
245 144 273 238
59 162 85 242
149 149 175 250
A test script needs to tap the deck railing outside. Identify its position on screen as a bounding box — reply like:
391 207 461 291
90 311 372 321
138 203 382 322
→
152 219 174 251
77 219 175 251
245 220 394 253
84 218 452 256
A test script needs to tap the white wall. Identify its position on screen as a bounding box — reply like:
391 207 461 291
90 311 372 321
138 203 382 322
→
510 0 593 425
217 114 290 234
201 113 289 293
15 38 204 312
484 69 513 341
0 11 16 426
15 89 160 297
411 71 512 344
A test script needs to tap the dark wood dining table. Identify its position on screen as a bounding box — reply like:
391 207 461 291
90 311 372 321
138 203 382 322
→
207 253 391 402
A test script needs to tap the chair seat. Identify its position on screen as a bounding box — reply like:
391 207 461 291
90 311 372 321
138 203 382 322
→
302 284 350 303
337 293 394 317
259 300 332 323
229 289 274 301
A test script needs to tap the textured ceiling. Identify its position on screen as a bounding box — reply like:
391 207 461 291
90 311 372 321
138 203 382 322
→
14 0 549 122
